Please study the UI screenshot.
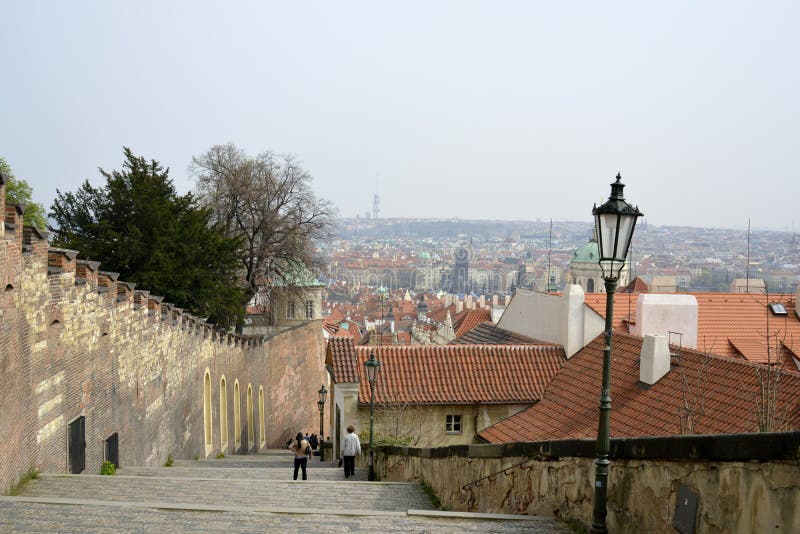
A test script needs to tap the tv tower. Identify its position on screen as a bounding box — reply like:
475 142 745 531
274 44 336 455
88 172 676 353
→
372 176 380 219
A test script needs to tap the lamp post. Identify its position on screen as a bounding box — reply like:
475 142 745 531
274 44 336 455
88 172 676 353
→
364 351 381 481
590 173 643 533
317 384 327 461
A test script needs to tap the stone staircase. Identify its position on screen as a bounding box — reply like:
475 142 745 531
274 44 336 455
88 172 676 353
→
0 450 568 532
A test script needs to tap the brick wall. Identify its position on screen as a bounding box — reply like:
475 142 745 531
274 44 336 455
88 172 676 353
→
0 182 326 493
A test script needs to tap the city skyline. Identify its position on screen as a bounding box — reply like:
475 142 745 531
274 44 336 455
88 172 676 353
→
1 1 798 231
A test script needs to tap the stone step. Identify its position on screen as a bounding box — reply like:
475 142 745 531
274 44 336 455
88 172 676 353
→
20 474 433 512
172 458 340 469
120 465 368 481
0 499 569 533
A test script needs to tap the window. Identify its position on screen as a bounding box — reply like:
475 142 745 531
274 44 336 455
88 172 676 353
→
445 414 462 433
286 301 296 319
305 300 314 319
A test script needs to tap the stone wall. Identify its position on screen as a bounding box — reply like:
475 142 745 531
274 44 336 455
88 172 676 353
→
0 177 326 493
378 432 800 532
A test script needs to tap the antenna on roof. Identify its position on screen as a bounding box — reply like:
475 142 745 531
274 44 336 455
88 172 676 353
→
746 218 751 293
546 218 552 293
668 331 683 364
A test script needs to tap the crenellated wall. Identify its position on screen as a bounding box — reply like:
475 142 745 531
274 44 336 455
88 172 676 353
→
0 175 327 493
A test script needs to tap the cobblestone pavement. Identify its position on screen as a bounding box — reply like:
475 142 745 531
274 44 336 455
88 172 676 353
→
0 501 568 533
0 450 569 533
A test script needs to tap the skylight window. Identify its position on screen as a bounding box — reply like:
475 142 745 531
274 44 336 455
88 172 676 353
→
768 303 788 316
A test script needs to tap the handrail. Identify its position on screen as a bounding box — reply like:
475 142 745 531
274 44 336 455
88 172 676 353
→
461 458 533 492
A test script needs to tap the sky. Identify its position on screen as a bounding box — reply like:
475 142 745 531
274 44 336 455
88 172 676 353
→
1 1 798 231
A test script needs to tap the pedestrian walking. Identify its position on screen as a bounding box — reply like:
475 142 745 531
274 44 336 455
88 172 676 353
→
309 433 319 451
341 425 361 478
288 432 312 480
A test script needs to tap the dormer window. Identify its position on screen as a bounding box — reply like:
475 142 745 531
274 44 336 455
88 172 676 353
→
768 303 787 316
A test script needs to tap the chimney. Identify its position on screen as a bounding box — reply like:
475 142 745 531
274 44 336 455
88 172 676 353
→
796 285 800 320
631 294 698 349
490 306 504 323
640 334 670 385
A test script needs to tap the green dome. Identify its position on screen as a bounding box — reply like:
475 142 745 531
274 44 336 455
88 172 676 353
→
418 251 431 260
572 240 599 263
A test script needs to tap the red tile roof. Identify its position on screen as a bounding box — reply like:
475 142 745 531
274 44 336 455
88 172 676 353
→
326 337 359 383
623 277 649 293
478 332 800 443
454 309 492 337
450 322 554 345
583 291 800 365
347 344 565 406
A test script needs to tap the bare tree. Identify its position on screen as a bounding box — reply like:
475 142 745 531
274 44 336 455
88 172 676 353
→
374 401 425 446
191 144 335 306
676 340 712 435
752 283 791 432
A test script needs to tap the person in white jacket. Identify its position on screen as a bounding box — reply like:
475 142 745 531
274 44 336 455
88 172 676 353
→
341 425 361 478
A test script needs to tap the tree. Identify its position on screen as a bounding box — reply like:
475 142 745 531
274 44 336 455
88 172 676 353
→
0 156 47 229
49 148 246 329
191 144 334 305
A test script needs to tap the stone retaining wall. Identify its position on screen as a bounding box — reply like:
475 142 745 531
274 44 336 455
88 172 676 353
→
378 433 800 532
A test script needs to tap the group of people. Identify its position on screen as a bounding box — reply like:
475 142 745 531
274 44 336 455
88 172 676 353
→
287 425 361 480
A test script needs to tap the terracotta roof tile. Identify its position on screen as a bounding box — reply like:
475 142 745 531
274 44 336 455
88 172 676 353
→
582 292 800 366
358 344 565 405
479 332 800 442
450 322 555 345
454 309 492 337
326 337 359 383
329 342 566 405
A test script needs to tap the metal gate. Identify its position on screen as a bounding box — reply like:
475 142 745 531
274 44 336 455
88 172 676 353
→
68 416 86 474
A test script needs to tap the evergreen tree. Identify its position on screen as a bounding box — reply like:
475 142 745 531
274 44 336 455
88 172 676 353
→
0 156 48 229
49 148 245 329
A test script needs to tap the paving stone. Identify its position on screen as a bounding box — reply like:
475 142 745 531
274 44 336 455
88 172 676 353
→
3 449 570 532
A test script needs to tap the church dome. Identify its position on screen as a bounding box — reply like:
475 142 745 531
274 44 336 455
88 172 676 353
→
572 240 599 263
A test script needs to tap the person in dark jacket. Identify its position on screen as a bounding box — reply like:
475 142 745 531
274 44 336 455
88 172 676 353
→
309 433 319 451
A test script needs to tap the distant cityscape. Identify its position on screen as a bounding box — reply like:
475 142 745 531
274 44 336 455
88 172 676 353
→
321 217 800 297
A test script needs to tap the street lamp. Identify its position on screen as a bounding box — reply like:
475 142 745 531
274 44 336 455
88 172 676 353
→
590 173 643 533
364 351 381 481
317 384 327 461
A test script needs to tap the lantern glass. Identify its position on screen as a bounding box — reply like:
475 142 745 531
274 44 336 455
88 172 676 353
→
318 384 327 405
365 353 380 384
592 174 643 279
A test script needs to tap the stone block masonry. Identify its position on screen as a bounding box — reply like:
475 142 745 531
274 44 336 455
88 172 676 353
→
0 176 327 493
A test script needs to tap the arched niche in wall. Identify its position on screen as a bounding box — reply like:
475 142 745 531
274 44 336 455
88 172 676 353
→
203 369 213 458
258 386 266 449
246 384 254 451
233 380 241 452
219 375 228 454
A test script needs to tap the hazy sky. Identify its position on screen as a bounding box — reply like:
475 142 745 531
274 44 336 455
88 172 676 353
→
1 1 798 231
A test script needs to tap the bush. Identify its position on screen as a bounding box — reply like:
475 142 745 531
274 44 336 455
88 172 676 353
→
100 461 116 475
164 454 174 467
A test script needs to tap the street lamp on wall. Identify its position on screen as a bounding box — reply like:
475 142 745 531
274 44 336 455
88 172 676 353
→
317 384 327 461
590 173 643 533
364 351 381 481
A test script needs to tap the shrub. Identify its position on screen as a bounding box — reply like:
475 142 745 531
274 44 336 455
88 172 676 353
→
100 461 116 475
